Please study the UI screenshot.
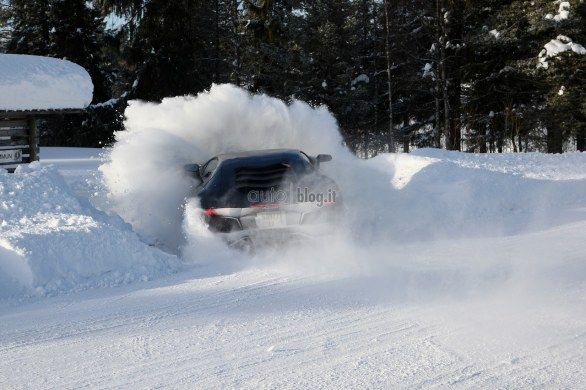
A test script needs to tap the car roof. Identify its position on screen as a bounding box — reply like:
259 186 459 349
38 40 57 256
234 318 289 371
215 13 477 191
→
215 149 305 161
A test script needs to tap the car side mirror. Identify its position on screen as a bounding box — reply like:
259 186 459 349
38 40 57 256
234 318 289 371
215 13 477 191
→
315 154 332 168
184 163 201 180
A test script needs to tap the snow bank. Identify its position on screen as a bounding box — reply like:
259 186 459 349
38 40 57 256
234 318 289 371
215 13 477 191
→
358 151 586 243
412 148 586 180
0 164 178 298
0 54 93 111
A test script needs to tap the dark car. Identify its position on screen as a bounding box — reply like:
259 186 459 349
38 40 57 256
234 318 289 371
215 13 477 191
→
185 149 341 251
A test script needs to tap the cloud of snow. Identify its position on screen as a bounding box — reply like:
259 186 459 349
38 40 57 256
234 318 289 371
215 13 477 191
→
0 80 582 308
100 84 354 251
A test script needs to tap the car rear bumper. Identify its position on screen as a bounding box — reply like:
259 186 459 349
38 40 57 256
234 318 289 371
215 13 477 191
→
197 201 342 249
217 223 335 247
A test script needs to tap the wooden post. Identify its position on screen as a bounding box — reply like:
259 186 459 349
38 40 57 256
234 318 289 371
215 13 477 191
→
28 116 39 161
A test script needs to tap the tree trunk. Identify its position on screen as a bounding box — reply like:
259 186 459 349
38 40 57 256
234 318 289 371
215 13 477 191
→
434 81 442 148
383 0 395 153
547 125 563 153
214 0 220 82
402 114 410 152
232 0 242 86
577 127 585 152
433 0 442 148
576 113 585 152
444 0 463 151
438 0 450 150
479 126 487 153
497 126 503 153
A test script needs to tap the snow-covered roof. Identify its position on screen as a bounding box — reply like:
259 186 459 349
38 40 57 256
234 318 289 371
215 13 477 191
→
0 54 93 112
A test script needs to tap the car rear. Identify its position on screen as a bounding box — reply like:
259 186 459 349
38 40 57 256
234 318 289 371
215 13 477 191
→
194 150 341 250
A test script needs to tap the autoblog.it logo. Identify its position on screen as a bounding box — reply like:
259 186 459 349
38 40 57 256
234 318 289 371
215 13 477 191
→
247 186 337 207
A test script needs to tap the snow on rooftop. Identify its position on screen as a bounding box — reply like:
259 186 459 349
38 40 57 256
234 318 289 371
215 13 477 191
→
0 54 93 111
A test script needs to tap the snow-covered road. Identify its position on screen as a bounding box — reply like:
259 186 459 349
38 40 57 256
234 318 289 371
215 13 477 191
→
1 243 584 388
1 148 585 388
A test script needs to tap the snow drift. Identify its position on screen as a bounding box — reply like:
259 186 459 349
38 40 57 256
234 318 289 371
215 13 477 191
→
0 164 178 298
0 54 93 111
355 151 586 243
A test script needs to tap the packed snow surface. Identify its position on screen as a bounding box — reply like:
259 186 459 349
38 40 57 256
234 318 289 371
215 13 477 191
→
0 54 93 111
1 86 586 388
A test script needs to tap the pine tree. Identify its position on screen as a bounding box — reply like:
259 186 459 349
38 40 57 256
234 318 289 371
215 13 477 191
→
6 0 51 55
3 0 584 152
387 0 436 152
534 0 586 152
0 0 11 51
487 0 586 153
50 0 111 102
240 0 303 97
345 0 384 157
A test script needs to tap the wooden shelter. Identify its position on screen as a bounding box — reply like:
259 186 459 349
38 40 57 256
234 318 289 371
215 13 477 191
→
0 54 93 172
0 109 84 172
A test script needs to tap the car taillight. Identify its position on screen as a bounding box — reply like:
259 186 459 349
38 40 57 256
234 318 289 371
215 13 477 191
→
204 208 217 216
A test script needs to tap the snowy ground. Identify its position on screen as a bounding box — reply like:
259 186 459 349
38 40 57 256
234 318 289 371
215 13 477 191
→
1 146 585 388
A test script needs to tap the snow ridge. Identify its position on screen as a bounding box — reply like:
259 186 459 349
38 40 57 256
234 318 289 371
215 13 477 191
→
0 163 178 298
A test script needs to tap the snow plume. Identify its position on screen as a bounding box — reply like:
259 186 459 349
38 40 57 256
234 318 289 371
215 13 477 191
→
181 198 246 267
100 84 354 251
